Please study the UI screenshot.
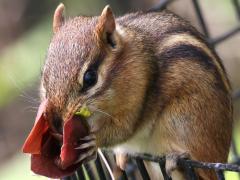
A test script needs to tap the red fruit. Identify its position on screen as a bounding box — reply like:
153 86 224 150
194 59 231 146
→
22 100 89 178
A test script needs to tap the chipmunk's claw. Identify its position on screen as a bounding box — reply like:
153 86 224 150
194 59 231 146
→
79 134 96 141
74 147 97 164
75 140 96 150
165 152 190 177
74 134 97 164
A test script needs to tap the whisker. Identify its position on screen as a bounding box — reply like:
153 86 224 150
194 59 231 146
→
2 65 39 104
19 94 39 104
22 106 39 113
91 107 120 123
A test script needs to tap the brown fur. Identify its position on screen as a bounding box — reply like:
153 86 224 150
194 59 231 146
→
41 5 233 180
53 3 65 34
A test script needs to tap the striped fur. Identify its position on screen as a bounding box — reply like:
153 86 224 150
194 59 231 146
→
42 7 232 180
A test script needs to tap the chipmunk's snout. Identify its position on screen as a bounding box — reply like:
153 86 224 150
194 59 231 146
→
44 102 64 135
51 115 63 134
46 104 91 135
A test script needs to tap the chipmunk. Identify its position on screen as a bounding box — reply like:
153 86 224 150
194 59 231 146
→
23 3 233 180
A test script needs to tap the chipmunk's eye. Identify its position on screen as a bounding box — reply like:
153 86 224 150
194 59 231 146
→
82 69 98 91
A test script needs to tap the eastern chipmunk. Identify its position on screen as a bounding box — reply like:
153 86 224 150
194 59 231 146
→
23 3 233 180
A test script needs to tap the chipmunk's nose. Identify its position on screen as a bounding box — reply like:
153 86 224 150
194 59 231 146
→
45 100 64 135
50 114 63 134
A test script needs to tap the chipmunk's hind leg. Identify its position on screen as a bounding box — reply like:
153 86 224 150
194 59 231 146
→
165 152 190 178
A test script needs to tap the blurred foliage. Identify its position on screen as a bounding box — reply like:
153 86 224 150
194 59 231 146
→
0 154 48 180
0 19 51 106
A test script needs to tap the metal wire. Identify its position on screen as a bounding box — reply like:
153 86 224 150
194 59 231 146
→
148 0 174 12
232 0 240 20
209 25 240 45
159 160 172 180
135 158 151 180
76 167 85 180
192 0 210 37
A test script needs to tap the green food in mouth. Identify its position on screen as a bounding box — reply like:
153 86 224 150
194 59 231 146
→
75 106 91 118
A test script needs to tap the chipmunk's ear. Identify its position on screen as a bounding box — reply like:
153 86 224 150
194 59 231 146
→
53 3 65 33
96 5 116 48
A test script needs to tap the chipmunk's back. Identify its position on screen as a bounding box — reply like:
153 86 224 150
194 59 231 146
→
115 10 232 180
117 11 202 45
116 10 230 92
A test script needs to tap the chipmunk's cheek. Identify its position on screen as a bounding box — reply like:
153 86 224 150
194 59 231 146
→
87 114 106 133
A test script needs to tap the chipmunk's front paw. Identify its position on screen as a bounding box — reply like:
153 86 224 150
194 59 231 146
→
165 152 190 177
116 153 128 170
74 133 97 164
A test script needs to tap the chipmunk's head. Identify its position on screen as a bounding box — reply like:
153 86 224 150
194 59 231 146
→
41 4 151 148
23 4 153 178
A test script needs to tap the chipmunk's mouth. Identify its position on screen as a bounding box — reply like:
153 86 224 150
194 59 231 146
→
22 100 90 178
